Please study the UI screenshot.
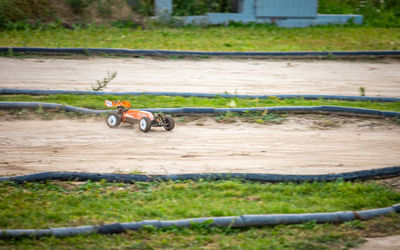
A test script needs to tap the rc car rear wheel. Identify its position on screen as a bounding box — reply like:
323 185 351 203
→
163 115 175 131
106 112 121 128
139 117 151 132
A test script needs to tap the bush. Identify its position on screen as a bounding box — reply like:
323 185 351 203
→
172 0 237 16
0 0 399 29
0 0 54 28
169 0 400 27
126 0 153 16
318 0 400 27
96 0 113 17
66 0 91 14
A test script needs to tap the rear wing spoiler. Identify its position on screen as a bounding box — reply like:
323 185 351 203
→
104 100 131 108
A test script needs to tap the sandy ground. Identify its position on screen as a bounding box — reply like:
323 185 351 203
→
1 116 399 176
354 235 400 250
1 57 400 247
1 57 400 97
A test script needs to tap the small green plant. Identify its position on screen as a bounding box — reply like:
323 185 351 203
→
130 170 145 175
255 118 264 124
217 111 237 123
359 87 366 96
6 48 14 57
260 113 286 124
92 71 117 91
227 100 237 108
297 220 317 230
344 220 366 229
34 105 44 115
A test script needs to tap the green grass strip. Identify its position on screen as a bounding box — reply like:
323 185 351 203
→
0 180 399 249
1 26 399 52
1 180 399 229
1 94 400 112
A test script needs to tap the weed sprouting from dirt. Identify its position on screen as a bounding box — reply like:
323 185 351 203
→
360 87 366 96
34 105 44 115
312 118 341 129
91 71 117 91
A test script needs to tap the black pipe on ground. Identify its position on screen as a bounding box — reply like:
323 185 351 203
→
1 47 400 58
2 88 399 102
1 102 399 118
1 204 399 238
2 166 400 184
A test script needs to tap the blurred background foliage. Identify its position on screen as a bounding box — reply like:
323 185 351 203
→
319 0 400 27
0 0 399 29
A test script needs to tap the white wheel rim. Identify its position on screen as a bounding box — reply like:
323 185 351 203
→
107 115 117 126
140 119 147 130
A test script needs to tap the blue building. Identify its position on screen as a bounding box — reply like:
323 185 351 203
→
155 0 363 27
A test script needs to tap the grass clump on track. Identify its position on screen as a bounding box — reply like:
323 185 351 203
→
0 180 400 249
1 26 399 52
1 94 400 112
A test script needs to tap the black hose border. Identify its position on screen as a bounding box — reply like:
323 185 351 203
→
1 115 399 238
2 166 400 184
1 98 400 238
2 88 399 102
1 204 399 238
1 102 399 118
1 47 400 58
1 169 400 239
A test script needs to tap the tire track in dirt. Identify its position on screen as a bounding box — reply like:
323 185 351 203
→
1 116 399 176
1 58 399 97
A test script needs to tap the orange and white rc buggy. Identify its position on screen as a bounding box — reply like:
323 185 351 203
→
104 100 175 132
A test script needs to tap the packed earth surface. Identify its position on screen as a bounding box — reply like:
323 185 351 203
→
1 57 400 249
1 115 399 176
1 57 400 96
0 57 399 176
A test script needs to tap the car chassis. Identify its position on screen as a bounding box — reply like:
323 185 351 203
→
105 100 175 132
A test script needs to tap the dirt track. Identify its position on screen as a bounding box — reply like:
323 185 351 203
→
1 57 400 176
1 116 399 176
354 235 400 250
1 57 400 96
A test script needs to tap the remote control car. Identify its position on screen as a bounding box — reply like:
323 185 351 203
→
104 100 175 132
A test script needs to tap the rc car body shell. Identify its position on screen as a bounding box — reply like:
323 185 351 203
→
104 100 175 132
123 109 155 122
105 100 155 122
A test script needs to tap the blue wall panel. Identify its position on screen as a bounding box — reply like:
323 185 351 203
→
256 0 318 17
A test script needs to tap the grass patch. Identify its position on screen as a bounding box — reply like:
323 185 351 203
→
1 94 399 112
0 26 399 51
0 180 399 249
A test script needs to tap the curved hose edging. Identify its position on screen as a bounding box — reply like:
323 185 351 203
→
1 47 400 58
2 166 400 183
1 204 399 238
0 102 105 114
2 88 399 102
1 102 399 118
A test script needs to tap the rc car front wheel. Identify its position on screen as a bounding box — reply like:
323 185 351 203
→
106 112 121 128
139 117 151 132
163 115 175 131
